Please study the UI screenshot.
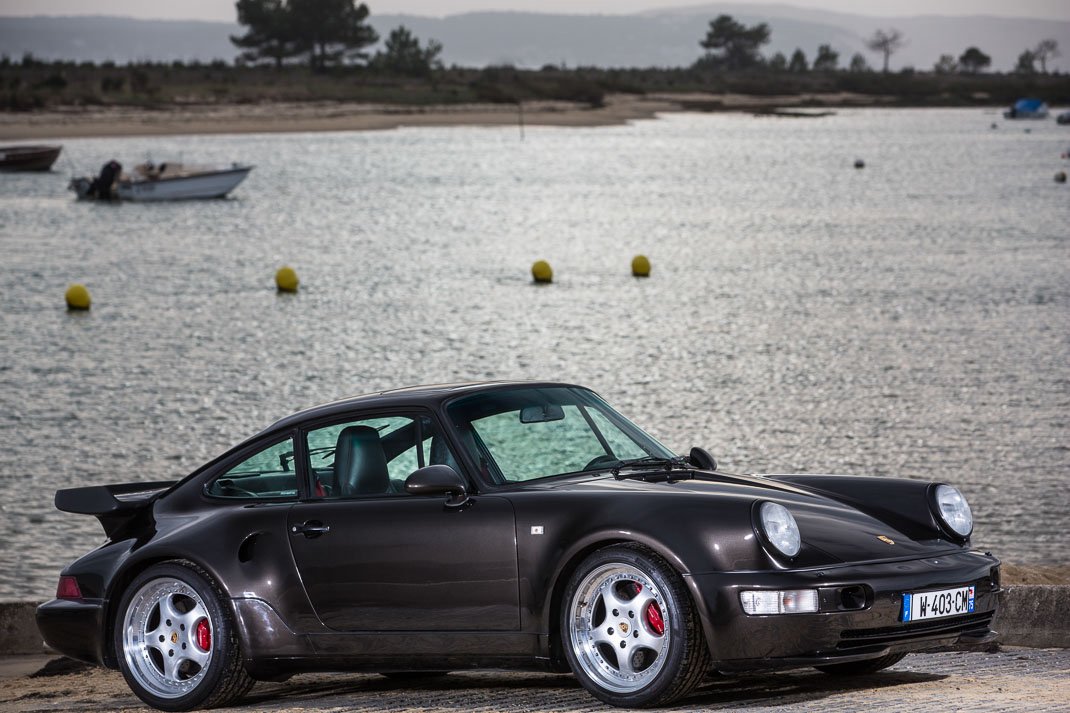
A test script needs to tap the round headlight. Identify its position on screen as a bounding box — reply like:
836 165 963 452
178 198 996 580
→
758 502 801 557
933 484 973 538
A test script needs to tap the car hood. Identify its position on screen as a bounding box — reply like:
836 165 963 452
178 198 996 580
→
532 471 958 566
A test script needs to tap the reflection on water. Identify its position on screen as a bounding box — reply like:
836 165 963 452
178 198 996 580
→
0 108 1067 598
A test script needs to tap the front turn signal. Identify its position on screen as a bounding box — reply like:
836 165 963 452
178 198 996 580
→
740 589 819 615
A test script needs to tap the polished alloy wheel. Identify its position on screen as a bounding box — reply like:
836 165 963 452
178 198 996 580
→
568 563 670 693
122 577 214 700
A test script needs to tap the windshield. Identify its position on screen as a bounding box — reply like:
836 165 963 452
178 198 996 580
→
445 386 676 483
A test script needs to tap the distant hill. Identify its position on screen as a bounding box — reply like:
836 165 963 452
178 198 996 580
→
0 16 240 64
1 8 1066 72
645 3 1070 71
381 11 860 69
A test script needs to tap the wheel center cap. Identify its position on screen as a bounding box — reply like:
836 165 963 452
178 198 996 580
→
170 632 179 644
619 622 629 634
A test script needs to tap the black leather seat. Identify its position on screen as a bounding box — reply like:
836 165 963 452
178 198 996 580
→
334 426 391 497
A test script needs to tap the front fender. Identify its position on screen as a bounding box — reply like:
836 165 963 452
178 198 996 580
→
507 490 770 643
766 474 951 542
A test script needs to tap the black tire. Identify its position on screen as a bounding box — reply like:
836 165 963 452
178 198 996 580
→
561 544 711 708
815 652 907 676
113 560 255 711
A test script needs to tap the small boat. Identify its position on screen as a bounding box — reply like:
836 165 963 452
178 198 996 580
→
1003 98 1049 120
1057 111 1070 126
0 144 63 172
70 161 253 201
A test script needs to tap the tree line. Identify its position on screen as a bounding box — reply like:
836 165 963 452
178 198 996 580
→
4 2 1061 81
696 14 1061 76
232 0 441 76
229 3 1063 78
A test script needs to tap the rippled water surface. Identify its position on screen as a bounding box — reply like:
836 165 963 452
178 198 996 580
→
1 108 1067 599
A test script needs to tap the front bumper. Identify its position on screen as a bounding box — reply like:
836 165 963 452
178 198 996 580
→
36 598 110 667
686 550 1000 670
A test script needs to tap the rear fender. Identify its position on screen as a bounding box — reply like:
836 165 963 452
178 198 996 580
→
101 552 245 669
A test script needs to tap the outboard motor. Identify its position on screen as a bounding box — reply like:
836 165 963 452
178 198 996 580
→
88 160 122 199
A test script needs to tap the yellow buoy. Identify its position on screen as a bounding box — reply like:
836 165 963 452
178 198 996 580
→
65 283 91 310
275 266 299 293
631 254 651 277
531 260 553 284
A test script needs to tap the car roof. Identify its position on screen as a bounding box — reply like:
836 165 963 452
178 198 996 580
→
259 379 589 435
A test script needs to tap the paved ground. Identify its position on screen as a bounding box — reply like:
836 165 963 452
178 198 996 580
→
2 648 1069 712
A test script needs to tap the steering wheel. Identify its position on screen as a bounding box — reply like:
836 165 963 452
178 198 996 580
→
583 454 619 471
218 479 258 498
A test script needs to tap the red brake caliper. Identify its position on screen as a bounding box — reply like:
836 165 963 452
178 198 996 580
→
195 618 211 651
645 601 665 636
630 582 666 636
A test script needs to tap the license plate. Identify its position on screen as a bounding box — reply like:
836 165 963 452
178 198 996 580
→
901 585 974 622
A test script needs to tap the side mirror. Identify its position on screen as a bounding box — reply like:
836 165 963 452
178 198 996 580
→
405 465 469 507
688 447 717 471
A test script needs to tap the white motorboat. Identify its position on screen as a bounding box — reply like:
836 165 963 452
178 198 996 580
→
70 161 253 201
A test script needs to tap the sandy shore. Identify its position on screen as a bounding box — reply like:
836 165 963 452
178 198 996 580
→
0 92 886 140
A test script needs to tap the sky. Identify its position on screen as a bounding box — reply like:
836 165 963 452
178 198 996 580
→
0 0 1068 21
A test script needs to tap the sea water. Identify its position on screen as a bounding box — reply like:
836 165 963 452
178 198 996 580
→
0 108 1067 598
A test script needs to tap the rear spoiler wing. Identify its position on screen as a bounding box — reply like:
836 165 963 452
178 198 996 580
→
55 481 177 537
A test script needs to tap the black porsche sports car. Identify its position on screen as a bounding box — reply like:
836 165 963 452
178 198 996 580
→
38 381 999 710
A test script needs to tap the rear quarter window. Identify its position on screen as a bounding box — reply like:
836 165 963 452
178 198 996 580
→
206 437 298 500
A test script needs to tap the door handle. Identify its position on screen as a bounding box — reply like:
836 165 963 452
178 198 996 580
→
291 520 330 538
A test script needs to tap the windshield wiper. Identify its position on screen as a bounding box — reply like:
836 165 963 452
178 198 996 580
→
611 456 693 480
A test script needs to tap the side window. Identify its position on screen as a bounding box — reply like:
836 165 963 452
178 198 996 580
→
306 414 460 499
207 438 298 499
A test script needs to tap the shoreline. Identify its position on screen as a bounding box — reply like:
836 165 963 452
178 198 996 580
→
0 92 907 140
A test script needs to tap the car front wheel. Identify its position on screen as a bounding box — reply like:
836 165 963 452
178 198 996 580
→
114 561 254 711
562 544 710 707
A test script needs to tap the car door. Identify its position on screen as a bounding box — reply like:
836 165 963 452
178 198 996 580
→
286 412 520 632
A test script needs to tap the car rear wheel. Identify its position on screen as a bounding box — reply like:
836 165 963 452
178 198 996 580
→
815 652 907 676
114 561 254 711
562 544 710 707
